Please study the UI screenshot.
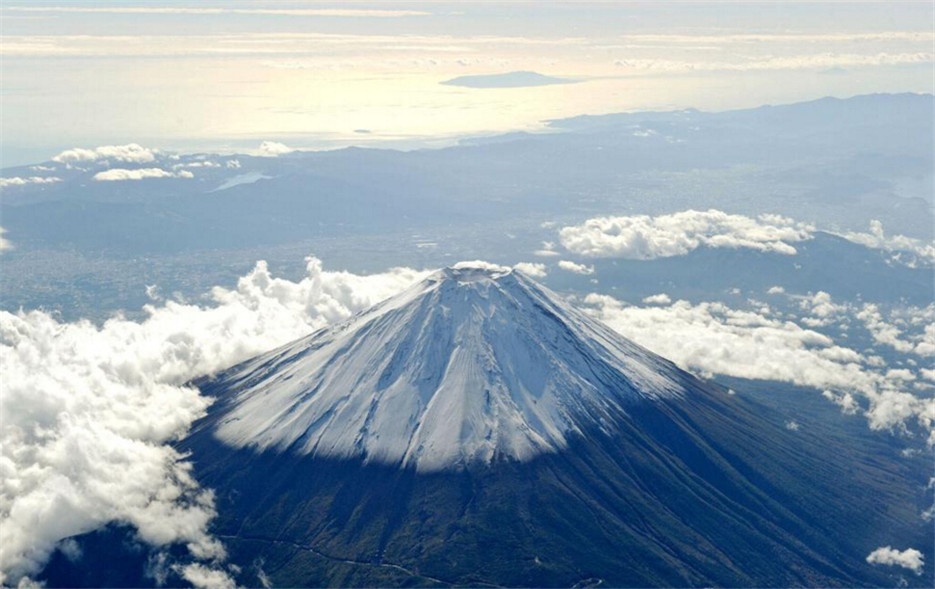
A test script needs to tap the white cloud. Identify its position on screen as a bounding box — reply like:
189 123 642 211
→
557 260 594 275
257 141 295 157
579 293 934 442
582 295 863 389
0 228 12 253
513 262 547 278
840 220 935 267
559 210 814 259
767 286 785 295
0 176 62 188
173 161 220 169
823 389 860 414
53 144 157 164
642 293 672 305
797 291 850 327
866 546 924 574
93 168 194 181
632 128 658 138
857 303 934 357
785 420 800 431
176 563 237 589
858 303 913 353
451 260 510 273
0 257 427 585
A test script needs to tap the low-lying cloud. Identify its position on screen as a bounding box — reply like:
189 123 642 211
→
0 227 11 252
840 220 935 267
866 546 925 574
557 260 594 275
52 144 157 164
0 257 427 586
559 210 814 259
578 293 934 443
93 168 194 182
513 262 547 278
0 176 62 188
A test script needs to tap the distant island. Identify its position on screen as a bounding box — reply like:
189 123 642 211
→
441 70 578 88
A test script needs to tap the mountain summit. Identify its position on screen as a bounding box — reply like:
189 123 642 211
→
207 262 688 471
43 263 932 588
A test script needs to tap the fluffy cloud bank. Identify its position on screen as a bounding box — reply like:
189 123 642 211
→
93 168 194 182
559 210 814 259
0 257 426 585
53 144 157 164
579 294 934 443
866 546 925 574
0 176 62 188
841 220 935 267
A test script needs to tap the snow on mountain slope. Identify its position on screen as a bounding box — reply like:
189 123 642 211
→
207 262 688 471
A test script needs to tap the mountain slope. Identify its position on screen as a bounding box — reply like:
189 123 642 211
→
202 263 686 472
176 264 931 587
181 382 928 588
40 264 933 587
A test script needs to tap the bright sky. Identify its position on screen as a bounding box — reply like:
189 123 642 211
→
2 1 933 165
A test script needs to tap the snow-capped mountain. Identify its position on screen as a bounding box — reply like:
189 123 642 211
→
208 262 686 471
41 263 933 588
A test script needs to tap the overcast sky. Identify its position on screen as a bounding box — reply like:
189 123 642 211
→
2 1 933 164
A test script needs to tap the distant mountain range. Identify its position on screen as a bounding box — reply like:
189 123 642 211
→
3 93 932 324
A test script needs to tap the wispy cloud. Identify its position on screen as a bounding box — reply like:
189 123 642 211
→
613 52 933 72
6 29 929 70
607 31 935 46
5 7 430 18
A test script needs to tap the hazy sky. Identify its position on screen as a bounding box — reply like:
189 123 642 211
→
2 1 933 164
